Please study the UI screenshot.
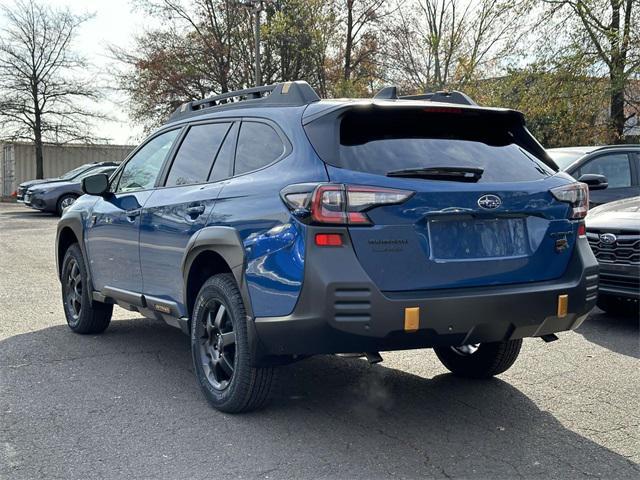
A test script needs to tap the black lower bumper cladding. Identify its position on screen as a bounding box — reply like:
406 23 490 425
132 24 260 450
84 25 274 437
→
254 227 599 357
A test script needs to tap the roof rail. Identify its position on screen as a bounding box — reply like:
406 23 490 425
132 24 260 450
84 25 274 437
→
373 86 477 106
167 80 321 123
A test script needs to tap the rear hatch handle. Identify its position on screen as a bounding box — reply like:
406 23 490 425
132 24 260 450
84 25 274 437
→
386 166 484 182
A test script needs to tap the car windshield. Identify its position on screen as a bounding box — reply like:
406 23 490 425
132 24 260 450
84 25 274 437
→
60 164 93 180
547 151 584 170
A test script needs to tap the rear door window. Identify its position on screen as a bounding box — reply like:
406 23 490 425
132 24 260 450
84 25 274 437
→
578 153 631 188
166 123 231 186
209 122 238 182
234 122 285 175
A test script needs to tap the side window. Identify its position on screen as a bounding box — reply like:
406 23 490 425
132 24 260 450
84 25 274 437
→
234 122 285 176
209 122 238 182
579 154 631 188
116 129 180 193
166 123 230 186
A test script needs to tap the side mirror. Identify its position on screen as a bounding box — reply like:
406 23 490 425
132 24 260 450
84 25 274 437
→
578 173 608 191
82 173 110 196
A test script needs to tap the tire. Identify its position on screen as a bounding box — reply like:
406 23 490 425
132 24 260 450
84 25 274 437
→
61 244 113 334
56 194 77 216
597 295 639 317
191 274 274 413
434 339 523 379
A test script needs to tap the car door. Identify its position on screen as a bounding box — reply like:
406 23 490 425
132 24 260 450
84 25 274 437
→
85 128 181 294
139 121 238 313
576 152 639 206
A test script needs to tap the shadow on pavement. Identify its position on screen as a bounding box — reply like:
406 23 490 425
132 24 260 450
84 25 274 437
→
1 319 639 479
0 209 53 219
576 308 639 359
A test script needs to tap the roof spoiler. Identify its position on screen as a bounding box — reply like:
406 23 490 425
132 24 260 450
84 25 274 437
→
373 86 477 106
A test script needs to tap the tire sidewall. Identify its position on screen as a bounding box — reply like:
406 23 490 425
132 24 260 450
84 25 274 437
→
61 244 90 329
191 276 250 409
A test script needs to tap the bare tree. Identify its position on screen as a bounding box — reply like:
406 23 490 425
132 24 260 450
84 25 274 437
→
541 0 639 142
384 0 529 93
0 0 103 179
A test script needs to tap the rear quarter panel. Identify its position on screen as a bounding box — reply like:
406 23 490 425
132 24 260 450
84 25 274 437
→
209 114 328 317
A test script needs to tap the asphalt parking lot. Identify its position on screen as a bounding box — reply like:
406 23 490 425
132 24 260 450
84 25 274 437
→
0 202 638 480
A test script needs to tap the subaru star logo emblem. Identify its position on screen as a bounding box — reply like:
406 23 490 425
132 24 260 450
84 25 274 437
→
477 194 502 210
600 233 617 245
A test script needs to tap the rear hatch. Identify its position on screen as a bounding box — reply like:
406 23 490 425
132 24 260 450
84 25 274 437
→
303 103 579 292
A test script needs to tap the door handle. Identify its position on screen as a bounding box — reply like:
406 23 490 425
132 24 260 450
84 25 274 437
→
186 204 205 218
125 208 142 220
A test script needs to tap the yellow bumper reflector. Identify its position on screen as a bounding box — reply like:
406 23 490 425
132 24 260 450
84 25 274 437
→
557 294 568 318
404 307 420 332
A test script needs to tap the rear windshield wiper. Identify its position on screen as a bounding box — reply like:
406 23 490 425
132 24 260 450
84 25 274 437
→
386 167 484 182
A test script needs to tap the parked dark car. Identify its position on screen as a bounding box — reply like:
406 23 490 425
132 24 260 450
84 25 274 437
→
25 165 117 215
586 196 640 315
16 161 119 202
56 81 598 413
547 145 640 206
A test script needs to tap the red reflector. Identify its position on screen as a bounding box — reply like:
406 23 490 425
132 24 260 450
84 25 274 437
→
577 223 586 236
315 233 342 246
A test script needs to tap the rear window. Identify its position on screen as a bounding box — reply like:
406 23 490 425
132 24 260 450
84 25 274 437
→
307 108 556 183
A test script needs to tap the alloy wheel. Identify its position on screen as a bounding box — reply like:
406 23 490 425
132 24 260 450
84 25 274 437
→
450 343 480 356
199 301 236 391
65 258 83 320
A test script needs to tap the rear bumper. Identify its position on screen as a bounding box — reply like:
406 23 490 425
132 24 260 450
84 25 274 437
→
253 228 599 357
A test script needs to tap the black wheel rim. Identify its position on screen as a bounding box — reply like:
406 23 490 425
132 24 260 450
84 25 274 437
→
199 301 236 391
451 344 480 356
65 258 82 320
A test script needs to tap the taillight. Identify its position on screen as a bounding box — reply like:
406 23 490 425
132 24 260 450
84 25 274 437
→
281 183 413 225
550 182 589 219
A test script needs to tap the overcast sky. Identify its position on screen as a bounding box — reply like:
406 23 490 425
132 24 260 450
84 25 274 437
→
40 0 156 145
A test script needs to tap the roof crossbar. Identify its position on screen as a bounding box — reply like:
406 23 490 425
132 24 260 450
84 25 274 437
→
167 81 321 123
372 86 477 106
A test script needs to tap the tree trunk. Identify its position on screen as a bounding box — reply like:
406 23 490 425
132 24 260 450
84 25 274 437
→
344 1 353 82
610 70 626 143
33 97 44 179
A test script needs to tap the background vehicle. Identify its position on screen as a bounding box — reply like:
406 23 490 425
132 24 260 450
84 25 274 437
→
16 161 119 202
547 145 640 206
586 196 640 316
25 165 117 215
56 81 598 413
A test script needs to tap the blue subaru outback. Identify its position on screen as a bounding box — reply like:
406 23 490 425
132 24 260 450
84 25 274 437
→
56 81 598 412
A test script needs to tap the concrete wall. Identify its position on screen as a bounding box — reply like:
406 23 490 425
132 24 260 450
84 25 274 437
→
0 142 134 197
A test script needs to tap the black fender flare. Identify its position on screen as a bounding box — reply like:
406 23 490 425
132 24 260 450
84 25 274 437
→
181 226 254 319
56 211 90 283
182 226 263 361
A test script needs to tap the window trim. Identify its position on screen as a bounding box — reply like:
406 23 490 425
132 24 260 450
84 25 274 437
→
576 152 633 189
160 120 233 188
231 117 292 178
109 126 184 194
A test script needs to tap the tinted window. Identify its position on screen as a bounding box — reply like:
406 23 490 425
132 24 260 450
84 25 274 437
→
579 154 631 188
311 109 555 182
210 123 238 182
166 123 230 186
116 130 180 193
234 122 285 175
